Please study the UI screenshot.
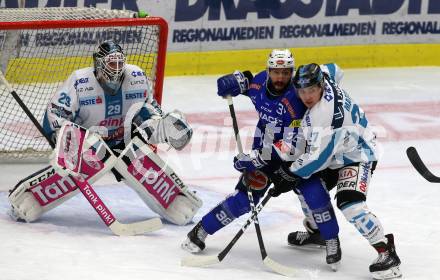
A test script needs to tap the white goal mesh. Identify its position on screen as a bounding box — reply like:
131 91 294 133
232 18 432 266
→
0 8 168 162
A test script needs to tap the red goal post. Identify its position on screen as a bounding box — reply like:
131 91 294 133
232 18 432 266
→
0 8 168 161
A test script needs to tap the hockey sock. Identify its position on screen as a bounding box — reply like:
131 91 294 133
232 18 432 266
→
299 176 339 240
201 190 258 235
341 201 386 245
297 194 319 231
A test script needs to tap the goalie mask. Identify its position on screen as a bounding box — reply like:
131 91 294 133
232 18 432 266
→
93 40 126 94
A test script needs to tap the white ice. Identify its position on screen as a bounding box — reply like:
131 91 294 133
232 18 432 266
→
1 67 440 280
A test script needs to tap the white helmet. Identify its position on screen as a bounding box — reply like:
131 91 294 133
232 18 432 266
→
267 49 295 70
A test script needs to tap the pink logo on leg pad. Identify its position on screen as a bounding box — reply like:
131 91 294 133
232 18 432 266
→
30 173 77 206
127 156 179 209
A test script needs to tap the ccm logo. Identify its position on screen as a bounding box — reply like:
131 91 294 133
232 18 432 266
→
339 167 358 180
29 168 56 186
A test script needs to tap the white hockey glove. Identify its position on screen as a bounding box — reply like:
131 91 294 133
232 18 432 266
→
137 109 193 150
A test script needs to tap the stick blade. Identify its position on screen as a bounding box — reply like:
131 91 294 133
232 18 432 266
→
109 217 163 236
181 254 220 267
406 146 440 183
263 257 296 277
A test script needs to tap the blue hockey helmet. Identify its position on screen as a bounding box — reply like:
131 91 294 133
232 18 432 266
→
93 40 126 92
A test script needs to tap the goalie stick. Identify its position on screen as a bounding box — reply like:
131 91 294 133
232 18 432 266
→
0 71 162 236
406 146 440 183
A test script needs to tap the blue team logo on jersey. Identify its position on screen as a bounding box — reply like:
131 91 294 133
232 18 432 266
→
74 77 89 89
131 71 145 77
324 86 333 102
79 96 102 106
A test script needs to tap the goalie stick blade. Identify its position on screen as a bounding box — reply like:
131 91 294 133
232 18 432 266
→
180 255 220 267
109 217 163 236
406 147 440 183
263 257 296 277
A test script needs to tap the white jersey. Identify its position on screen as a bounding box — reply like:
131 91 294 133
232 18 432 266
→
42 64 162 147
289 75 378 179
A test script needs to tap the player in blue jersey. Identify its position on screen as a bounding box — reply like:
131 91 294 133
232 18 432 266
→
266 63 402 279
181 49 342 268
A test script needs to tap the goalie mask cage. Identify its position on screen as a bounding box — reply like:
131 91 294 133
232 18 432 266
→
0 8 168 162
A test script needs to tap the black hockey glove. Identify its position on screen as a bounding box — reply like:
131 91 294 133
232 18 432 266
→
268 163 301 197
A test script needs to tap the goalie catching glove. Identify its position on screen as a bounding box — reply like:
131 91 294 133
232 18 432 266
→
135 108 193 151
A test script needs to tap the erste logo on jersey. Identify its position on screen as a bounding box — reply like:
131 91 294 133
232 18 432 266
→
80 96 102 106
125 91 147 100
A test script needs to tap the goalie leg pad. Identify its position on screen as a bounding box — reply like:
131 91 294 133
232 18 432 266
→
8 166 80 222
114 137 202 225
9 124 116 223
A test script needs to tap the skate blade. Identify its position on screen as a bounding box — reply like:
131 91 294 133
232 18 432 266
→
181 239 202 254
371 266 402 279
288 242 326 250
329 261 340 272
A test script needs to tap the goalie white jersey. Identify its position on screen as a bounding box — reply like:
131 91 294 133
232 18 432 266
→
42 64 162 147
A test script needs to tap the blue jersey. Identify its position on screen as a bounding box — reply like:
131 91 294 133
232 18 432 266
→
246 70 306 151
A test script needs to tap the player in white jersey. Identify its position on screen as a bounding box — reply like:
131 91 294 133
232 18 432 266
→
43 41 170 150
268 63 401 279
8 40 202 227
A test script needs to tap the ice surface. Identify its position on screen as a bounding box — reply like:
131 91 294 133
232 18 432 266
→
1 67 440 280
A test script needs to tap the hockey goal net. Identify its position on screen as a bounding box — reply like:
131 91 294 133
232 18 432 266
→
0 8 168 162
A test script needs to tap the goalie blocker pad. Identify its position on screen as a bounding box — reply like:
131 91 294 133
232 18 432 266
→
8 123 116 222
115 137 203 225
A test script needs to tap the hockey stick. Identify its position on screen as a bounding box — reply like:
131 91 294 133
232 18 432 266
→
181 193 273 264
406 146 440 183
0 71 162 236
225 95 295 277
